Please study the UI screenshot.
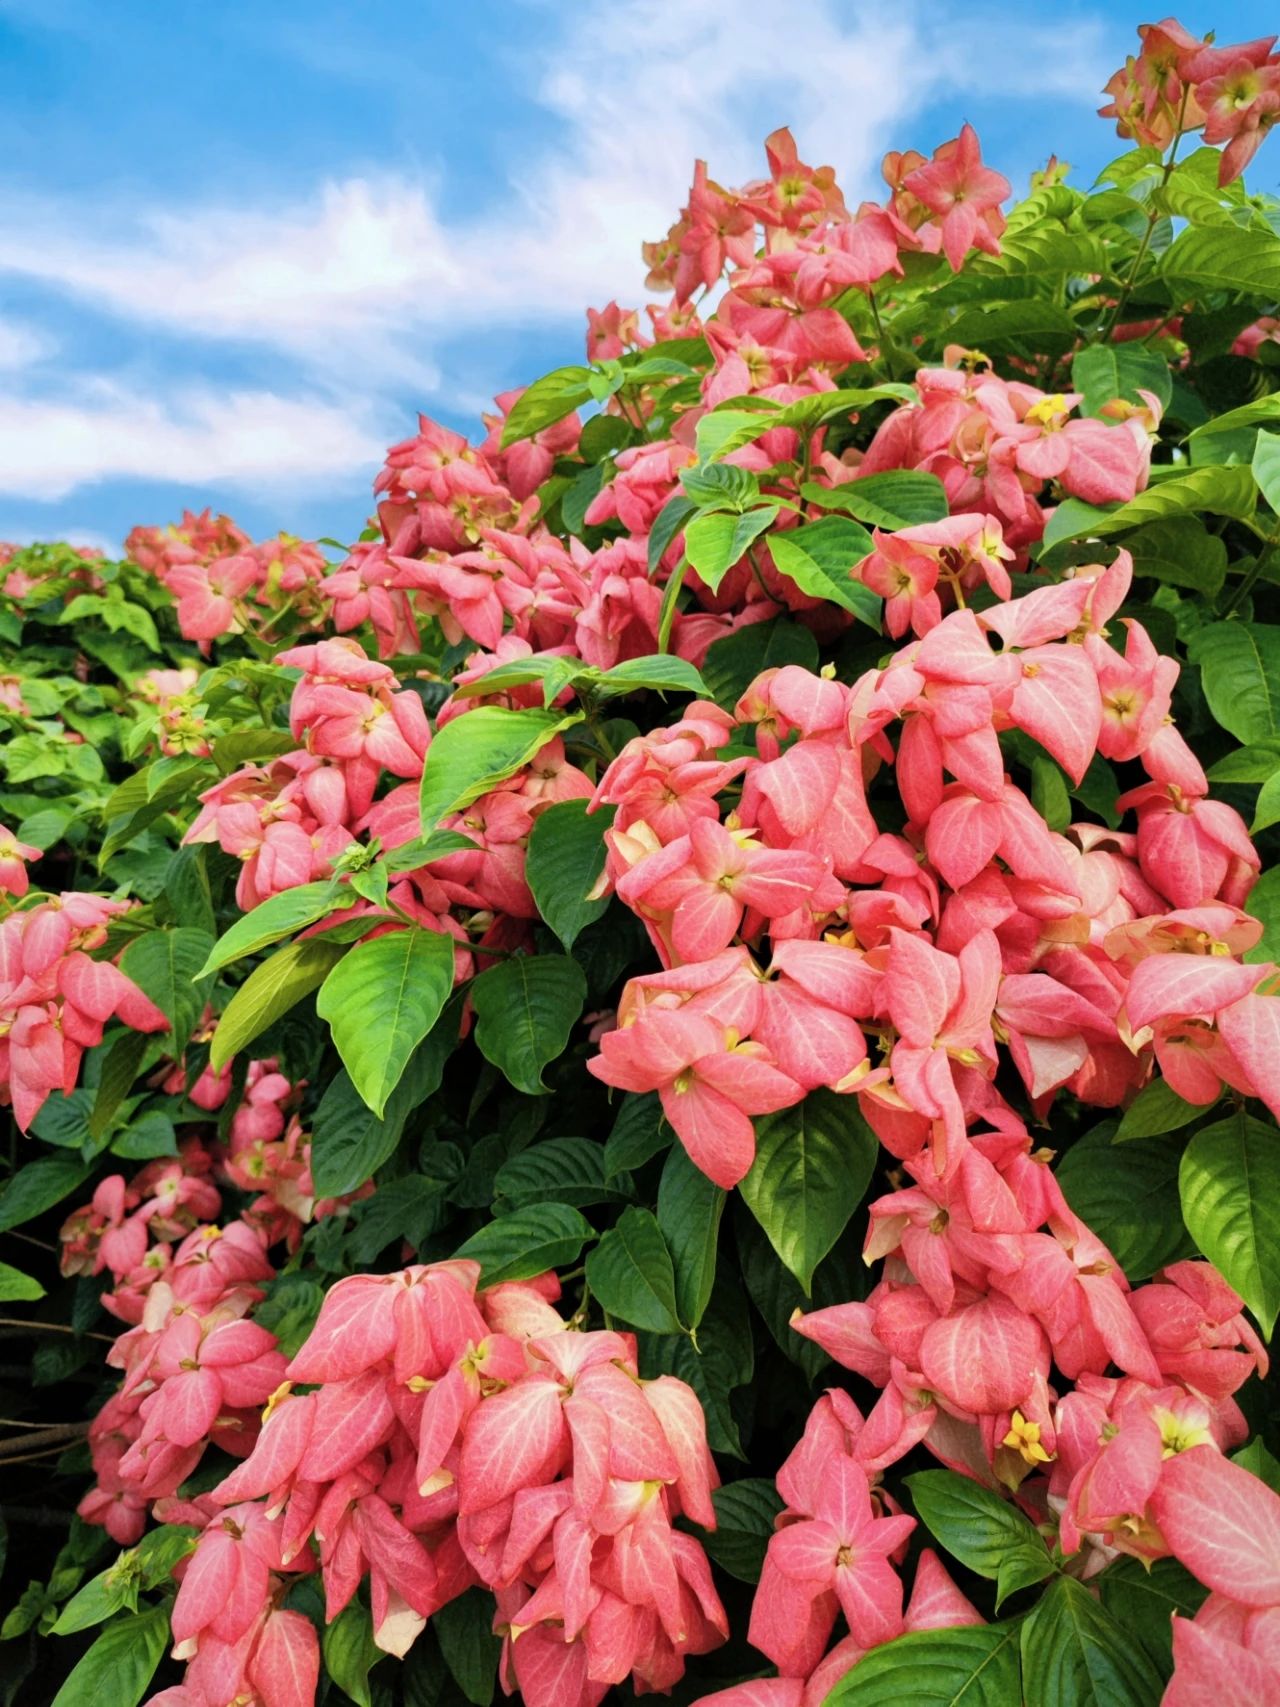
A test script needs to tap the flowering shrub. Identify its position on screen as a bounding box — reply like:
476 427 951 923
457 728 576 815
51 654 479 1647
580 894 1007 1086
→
4 16 1280 1707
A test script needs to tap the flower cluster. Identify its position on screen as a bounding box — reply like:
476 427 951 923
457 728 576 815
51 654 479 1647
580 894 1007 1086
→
151 1262 725 1707
128 510 329 651
0 893 169 1131
1101 18 1280 182
586 553 1275 1189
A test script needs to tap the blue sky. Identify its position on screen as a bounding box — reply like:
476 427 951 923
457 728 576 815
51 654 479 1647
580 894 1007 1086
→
0 0 1275 554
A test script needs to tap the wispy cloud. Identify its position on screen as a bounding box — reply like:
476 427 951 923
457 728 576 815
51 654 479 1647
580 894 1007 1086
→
0 381 385 500
0 0 1111 502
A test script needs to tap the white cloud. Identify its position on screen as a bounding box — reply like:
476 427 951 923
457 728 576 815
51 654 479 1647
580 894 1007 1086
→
0 380 386 500
0 316 52 370
0 0 1112 498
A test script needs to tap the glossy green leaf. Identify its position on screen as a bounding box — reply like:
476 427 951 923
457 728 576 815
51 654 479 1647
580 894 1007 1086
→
825 1623 1023 1707
434 1587 501 1706
703 1479 784 1582
87 1030 151 1140
494 1136 617 1209
500 365 592 447
603 1091 670 1176
586 1205 682 1333
768 517 880 624
1254 430 1280 512
683 505 780 593
199 880 350 975
210 937 345 1070
118 927 213 1056
1072 343 1172 415
1019 1574 1165 1706
701 616 820 706
799 470 949 529
309 1026 455 1197
0 1153 92 1231
1180 1112 1280 1335
525 800 612 950
1125 517 1227 595
470 954 586 1094
740 1089 878 1293
50 1605 169 1707
1114 1078 1204 1140
317 927 455 1117
1097 1556 1207 1675
453 1202 592 1286
906 1469 1055 1608
657 1143 725 1333
322 1601 380 1707
419 706 580 830
1057 1124 1191 1280
1188 622 1280 743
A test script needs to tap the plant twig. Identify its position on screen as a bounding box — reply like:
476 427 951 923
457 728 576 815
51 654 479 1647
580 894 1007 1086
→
0 1317 114 1343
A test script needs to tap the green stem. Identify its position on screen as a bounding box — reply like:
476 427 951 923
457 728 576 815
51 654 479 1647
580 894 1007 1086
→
1102 91 1190 340
1222 534 1280 617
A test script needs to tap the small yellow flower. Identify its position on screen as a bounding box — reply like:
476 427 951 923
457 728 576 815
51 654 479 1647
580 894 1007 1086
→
1002 1410 1054 1466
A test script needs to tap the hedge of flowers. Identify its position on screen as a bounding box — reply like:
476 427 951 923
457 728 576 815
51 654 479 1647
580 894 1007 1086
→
3 16 1280 1707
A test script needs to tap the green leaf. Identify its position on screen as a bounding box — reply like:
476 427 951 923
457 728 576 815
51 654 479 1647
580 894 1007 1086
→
825 1623 1023 1707
1208 738 1280 782
1083 465 1257 538
906 1469 1055 1609
1245 866 1280 962
586 1205 682 1333
680 461 761 510
639 1275 754 1457
317 927 456 1117
799 470 949 529
647 495 698 574
768 517 879 624
135 1523 198 1588
1097 1556 1207 1676
657 1144 724 1332
50 1605 169 1707
1020 1574 1165 1706
110 1109 178 1160
309 1028 454 1197
1188 622 1280 743
0 1153 91 1230
322 1601 381 1707
525 800 613 951
1254 769 1280 831
604 1091 670 1176
199 880 350 975
1254 430 1280 512
701 616 820 707
594 655 709 698
51 1568 131 1634
433 1587 501 1706
1125 517 1228 595
494 1137 615 1209
419 706 579 830
0 1261 45 1302
698 384 913 460
87 1030 151 1140
1234 1435 1280 1494
500 365 592 447
1072 344 1172 415
210 937 346 1070
118 927 213 1057
740 1088 878 1293
683 505 780 593
1180 1112 1280 1335
1115 1078 1203 1140
946 299 1079 360
453 1202 592 1286
1162 222 1280 302
470 954 586 1094
1057 1124 1191 1280
703 1479 784 1582
1189 394 1280 445
253 1273 325 1358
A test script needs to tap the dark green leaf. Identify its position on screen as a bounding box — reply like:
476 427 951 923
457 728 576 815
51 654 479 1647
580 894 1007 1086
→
87 1030 150 1140
703 1479 784 1583
701 618 820 707
1072 344 1172 415
825 1623 1022 1707
1180 1112 1280 1335
526 800 613 951
433 1587 501 1706
0 1153 92 1230
1189 622 1280 743
906 1469 1055 1608
586 1206 682 1333
309 1029 453 1197
322 1601 381 1707
1115 1078 1204 1140
657 1144 725 1332
768 517 880 624
453 1202 592 1286
1057 1124 1191 1280
1097 1556 1207 1676
118 928 214 1056
740 1089 878 1293
1019 1574 1165 1706
603 1091 670 1176
1125 518 1227 595
494 1137 616 1209
470 954 586 1094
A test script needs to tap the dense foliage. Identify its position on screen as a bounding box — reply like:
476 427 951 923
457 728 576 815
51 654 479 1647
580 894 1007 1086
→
4 17 1280 1706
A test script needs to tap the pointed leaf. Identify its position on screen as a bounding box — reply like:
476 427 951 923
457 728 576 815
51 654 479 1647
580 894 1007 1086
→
768 518 880 624
825 1623 1023 1707
684 506 780 593
211 937 346 1071
50 1605 169 1707
1179 1112 1280 1335
419 707 581 830
1056 1124 1191 1280
657 1144 725 1332
586 1206 682 1333
470 954 586 1095
1019 1574 1165 1706
906 1469 1055 1609
453 1203 592 1286
526 800 614 950
199 881 350 975
118 928 214 1056
317 927 455 1117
